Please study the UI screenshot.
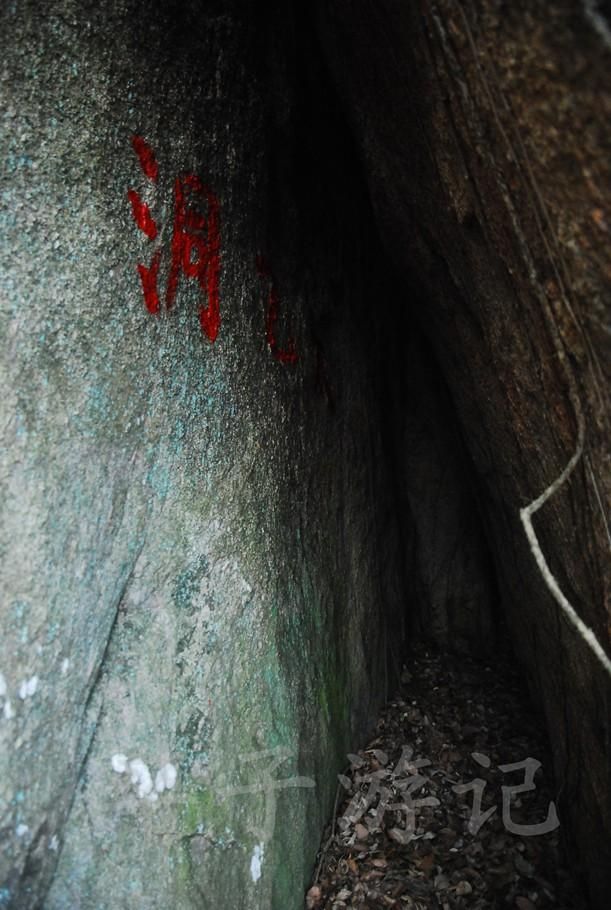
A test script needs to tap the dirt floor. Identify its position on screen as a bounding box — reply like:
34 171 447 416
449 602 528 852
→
306 650 589 910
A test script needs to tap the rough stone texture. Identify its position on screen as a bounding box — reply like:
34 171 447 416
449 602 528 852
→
3 0 608 906
0 3 409 907
317 1 611 905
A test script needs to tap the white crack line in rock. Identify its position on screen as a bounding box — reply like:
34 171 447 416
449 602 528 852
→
583 0 611 50
520 411 611 679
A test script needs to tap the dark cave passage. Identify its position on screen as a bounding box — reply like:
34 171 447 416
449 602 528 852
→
283 27 591 903
284 4 611 905
270 0 503 662
0 3 608 909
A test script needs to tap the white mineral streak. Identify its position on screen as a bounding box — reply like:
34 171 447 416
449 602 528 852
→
111 753 128 774
250 842 264 883
129 758 153 798
154 763 177 793
520 414 611 679
583 0 611 50
18 676 38 700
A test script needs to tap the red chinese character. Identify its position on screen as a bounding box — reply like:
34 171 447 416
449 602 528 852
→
166 175 221 342
136 249 162 315
127 136 221 341
128 137 161 313
131 134 159 182
256 255 298 365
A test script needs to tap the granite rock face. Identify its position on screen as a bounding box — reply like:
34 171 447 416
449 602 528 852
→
0 3 409 907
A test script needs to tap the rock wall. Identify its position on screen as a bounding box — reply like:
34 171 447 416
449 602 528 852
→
0 3 407 907
3 0 607 906
316 0 611 904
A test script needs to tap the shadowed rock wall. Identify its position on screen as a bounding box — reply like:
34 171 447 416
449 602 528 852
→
316 0 611 904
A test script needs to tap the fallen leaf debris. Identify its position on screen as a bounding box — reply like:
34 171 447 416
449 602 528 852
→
306 649 588 909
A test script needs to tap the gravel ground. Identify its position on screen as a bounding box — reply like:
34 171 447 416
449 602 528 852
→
306 649 589 910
